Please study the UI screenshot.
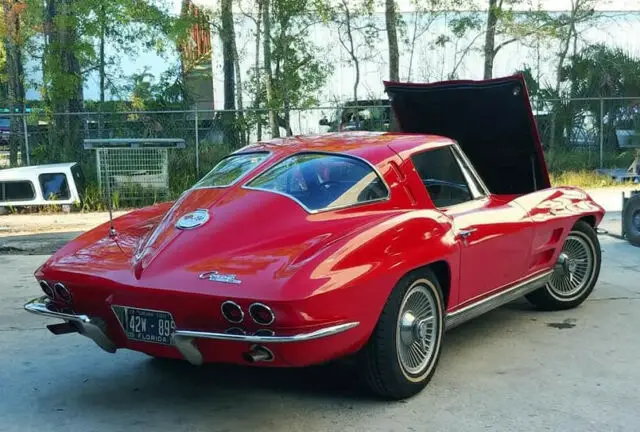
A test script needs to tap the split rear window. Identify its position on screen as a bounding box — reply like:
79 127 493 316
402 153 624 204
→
245 153 388 212
194 151 269 188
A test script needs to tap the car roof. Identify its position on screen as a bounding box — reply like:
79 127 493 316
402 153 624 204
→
238 132 455 167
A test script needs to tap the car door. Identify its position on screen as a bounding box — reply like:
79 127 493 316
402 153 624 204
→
408 143 535 307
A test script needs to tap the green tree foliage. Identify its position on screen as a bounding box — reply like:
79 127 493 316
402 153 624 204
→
242 0 332 138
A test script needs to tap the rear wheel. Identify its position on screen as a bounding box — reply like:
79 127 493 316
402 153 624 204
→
358 268 445 400
526 220 601 310
622 194 640 247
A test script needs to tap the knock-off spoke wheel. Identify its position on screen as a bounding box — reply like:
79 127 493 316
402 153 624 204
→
548 234 594 298
396 283 438 376
359 269 445 400
526 220 601 310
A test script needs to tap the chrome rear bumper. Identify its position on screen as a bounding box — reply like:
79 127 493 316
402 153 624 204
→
23 296 359 365
24 296 117 354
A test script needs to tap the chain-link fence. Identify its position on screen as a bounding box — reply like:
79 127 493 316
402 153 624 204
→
0 96 638 208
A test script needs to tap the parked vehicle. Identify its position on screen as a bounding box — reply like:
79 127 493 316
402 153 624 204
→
319 99 391 132
0 163 84 211
24 75 605 399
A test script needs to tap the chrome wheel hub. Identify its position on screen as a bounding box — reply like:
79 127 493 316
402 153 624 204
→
396 282 439 376
549 234 594 298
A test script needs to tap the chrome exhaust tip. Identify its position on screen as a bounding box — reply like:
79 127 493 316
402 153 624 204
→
242 345 274 363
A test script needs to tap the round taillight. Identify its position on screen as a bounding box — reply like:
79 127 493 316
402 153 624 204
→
53 283 72 303
39 280 54 298
221 301 244 323
225 327 246 335
249 303 275 326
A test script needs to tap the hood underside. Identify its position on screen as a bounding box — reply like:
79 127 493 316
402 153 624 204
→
384 74 550 195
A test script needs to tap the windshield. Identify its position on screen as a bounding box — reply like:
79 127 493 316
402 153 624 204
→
245 152 388 212
0 118 10 128
194 151 269 188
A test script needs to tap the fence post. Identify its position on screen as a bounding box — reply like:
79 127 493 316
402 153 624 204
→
194 108 200 178
22 112 30 166
599 98 604 169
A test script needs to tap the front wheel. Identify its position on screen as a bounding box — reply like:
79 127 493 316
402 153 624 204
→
526 220 601 311
358 268 445 400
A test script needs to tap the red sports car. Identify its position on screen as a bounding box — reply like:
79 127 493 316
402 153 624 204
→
25 75 605 399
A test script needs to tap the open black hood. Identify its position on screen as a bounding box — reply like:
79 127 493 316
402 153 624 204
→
384 74 550 195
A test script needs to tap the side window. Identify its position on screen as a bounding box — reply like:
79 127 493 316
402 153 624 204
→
0 181 35 201
411 146 475 208
39 173 71 200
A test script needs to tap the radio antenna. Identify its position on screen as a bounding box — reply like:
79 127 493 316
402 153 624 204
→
104 153 117 238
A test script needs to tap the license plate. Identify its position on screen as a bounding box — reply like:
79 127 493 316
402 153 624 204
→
112 306 176 345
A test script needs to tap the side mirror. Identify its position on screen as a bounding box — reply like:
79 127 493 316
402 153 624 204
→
319 117 329 126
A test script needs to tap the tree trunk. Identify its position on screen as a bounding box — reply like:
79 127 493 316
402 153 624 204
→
232 44 246 146
262 0 278 138
99 2 106 138
220 0 239 146
229 7 246 146
549 0 579 150
385 0 399 81
40 0 85 163
253 0 263 141
483 0 499 80
220 0 235 111
340 1 359 101
2 0 26 167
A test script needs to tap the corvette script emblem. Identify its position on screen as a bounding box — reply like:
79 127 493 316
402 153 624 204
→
176 209 210 230
199 271 242 284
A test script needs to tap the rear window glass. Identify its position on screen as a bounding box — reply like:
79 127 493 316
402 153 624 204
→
245 153 388 212
194 152 269 188
0 118 9 128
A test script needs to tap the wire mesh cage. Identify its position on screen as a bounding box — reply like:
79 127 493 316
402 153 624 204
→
84 138 186 205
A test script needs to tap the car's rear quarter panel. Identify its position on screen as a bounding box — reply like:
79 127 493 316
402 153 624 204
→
510 186 604 276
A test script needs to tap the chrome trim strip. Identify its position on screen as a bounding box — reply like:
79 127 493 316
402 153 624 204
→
191 150 272 190
173 322 359 344
450 142 491 197
445 269 553 330
220 300 244 323
39 280 54 298
172 321 359 365
24 296 117 353
249 302 275 325
53 282 72 303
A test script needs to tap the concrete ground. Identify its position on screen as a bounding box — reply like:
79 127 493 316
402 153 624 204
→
0 234 638 432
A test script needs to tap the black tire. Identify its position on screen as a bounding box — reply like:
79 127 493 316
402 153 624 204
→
622 194 640 247
358 268 445 400
526 220 601 311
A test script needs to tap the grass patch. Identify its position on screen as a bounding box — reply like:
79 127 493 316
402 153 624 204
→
549 170 619 188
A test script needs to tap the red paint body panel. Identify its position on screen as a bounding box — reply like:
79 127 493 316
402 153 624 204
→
33 132 605 367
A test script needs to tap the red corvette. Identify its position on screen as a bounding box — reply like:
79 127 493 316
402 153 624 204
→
25 75 605 399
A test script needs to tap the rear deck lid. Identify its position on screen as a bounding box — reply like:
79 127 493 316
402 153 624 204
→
384 74 550 195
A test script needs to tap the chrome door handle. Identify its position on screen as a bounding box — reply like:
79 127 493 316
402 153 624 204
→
457 228 477 245
458 228 477 238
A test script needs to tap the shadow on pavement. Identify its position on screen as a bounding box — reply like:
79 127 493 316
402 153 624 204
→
0 231 83 255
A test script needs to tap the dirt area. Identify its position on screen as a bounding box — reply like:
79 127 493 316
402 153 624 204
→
0 210 130 237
